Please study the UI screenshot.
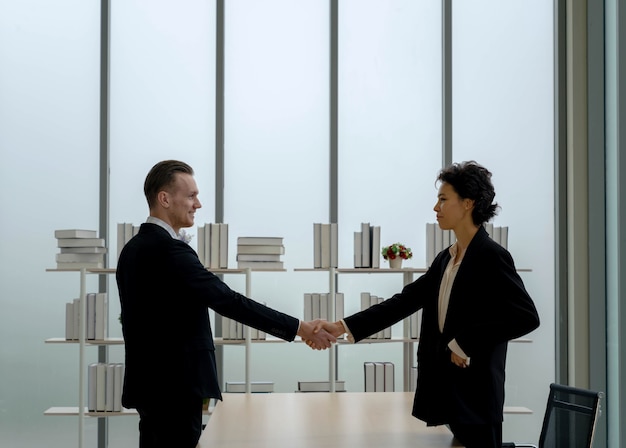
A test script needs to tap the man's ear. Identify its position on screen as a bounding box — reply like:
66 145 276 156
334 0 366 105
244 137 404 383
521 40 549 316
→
157 190 170 209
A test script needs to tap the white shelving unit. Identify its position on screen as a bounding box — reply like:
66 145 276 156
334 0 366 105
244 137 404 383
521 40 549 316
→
44 264 533 448
295 266 427 392
44 267 116 448
209 267 286 393
294 266 533 394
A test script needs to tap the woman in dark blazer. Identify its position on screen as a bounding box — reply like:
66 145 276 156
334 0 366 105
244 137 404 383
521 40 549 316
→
315 161 540 448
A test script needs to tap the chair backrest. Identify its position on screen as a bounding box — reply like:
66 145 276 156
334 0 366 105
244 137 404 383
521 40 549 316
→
539 383 603 448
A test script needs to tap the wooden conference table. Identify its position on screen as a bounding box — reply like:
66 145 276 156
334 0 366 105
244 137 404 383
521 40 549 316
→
197 392 462 448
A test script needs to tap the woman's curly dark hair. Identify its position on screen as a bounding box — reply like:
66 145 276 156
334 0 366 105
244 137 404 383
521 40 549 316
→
437 161 499 226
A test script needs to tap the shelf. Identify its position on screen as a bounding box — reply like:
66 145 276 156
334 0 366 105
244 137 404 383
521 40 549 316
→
45 337 124 345
44 407 138 417
503 406 533 414
207 268 286 273
295 267 531 273
294 267 427 274
46 268 116 274
44 406 214 416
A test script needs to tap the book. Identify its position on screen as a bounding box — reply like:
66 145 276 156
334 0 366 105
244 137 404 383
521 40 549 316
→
236 261 284 270
197 224 206 265
204 224 212 267
113 364 124 412
86 293 96 340
221 315 232 339
236 253 282 262
210 223 220 268
374 362 385 392
65 302 74 340
426 223 436 266
72 297 80 340
371 226 381 268
384 362 395 392
60 246 107 254
330 223 338 268
319 293 329 320
364 362 376 392
313 223 322 268
500 226 509 250
56 261 104 269
56 253 104 263
57 238 105 248
360 292 370 311
88 363 98 411
55 229 97 239
434 226 443 255
335 292 344 321
303 293 313 321
236 245 285 255
95 292 107 340
297 380 346 392
311 293 321 320
320 224 331 268
353 231 362 268
219 223 229 268
237 237 283 246
96 363 106 411
106 364 115 411
361 223 371 268
225 381 274 393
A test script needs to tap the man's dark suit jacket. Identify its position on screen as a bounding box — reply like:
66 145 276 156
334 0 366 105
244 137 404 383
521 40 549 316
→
116 223 299 408
344 226 540 426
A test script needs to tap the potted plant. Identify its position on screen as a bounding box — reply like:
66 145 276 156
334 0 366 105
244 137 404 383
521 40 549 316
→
381 243 413 269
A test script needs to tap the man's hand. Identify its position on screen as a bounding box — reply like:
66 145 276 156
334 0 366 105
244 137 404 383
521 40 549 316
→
297 319 337 350
451 351 468 368
301 320 346 349
313 320 346 338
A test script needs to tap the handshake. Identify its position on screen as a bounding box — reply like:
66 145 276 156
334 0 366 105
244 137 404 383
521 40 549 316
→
296 319 347 350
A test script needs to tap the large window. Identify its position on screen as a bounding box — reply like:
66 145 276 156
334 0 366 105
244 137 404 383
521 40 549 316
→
0 1 556 446
453 0 555 440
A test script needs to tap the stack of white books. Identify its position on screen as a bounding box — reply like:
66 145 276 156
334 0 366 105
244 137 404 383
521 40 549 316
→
88 362 124 412
353 222 381 268
303 292 344 323
425 223 509 267
55 229 106 269
425 223 456 267
116 223 139 260
409 309 422 340
297 380 346 392
65 292 108 340
197 223 228 269
236 236 284 270
221 315 267 340
364 362 394 392
360 292 391 339
225 381 274 393
312 223 338 268
484 223 509 249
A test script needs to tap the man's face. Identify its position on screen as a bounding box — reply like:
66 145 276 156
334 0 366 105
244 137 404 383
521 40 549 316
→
163 173 202 233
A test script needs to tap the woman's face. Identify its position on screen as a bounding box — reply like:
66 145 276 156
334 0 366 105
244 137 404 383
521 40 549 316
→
433 182 474 231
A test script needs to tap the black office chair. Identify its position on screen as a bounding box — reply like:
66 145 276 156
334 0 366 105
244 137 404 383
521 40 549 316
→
503 383 603 448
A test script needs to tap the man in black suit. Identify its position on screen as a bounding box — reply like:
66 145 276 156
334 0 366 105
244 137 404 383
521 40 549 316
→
117 160 335 448
313 161 540 448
